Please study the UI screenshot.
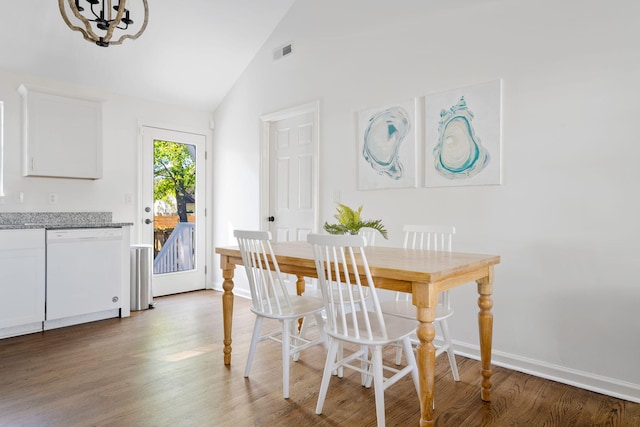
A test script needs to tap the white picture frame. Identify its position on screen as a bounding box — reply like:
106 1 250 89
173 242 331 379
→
424 80 502 187
357 98 418 190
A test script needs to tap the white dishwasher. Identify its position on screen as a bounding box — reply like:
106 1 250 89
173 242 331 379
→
45 228 123 329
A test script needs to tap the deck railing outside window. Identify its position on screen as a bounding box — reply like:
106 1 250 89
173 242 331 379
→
153 222 195 274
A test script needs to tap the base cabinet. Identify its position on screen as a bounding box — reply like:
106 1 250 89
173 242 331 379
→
0 229 45 338
0 226 129 339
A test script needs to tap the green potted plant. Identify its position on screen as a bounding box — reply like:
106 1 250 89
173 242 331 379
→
323 203 388 239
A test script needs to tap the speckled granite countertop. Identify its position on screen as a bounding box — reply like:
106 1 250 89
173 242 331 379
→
0 212 133 230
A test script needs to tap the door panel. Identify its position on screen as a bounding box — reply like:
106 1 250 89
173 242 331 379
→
269 112 315 243
141 126 206 296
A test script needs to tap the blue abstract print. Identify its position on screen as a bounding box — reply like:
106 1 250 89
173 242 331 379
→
433 97 489 179
362 106 410 180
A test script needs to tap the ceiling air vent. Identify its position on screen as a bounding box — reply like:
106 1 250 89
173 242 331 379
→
273 42 293 61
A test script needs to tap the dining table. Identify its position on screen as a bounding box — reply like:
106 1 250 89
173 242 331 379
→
215 240 500 426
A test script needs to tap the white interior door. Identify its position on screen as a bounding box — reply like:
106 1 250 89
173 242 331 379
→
141 126 206 296
261 102 319 243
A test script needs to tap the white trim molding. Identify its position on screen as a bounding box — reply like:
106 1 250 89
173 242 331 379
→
210 281 251 301
259 100 321 233
453 341 640 403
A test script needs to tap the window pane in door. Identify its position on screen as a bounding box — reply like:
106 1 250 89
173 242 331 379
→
152 140 196 274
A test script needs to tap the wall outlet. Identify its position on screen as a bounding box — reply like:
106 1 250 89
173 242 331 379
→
15 192 24 204
48 192 58 204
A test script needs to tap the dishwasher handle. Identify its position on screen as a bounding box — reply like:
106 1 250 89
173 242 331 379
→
47 228 123 242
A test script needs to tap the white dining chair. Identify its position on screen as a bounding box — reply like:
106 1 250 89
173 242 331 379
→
234 230 326 399
358 227 378 246
379 225 460 381
302 229 376 353
307 233 419 427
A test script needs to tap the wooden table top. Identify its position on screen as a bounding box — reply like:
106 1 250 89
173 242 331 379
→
216 240 500 287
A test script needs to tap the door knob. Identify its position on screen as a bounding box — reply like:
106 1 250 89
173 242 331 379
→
145 218 153 224
267 216 275 222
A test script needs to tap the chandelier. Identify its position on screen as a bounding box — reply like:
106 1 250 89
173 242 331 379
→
58 0 149 47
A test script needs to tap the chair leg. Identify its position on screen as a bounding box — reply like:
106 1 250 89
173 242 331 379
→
282 319 291 398
402 336 420 394
298 316 308 339
439 319 460 381
371 347 386 427
333 342 344 378
395 343 403 365
360 345 369 387
293 318 302 363
316 339 339 415
314 312 328 351
244 316 263 378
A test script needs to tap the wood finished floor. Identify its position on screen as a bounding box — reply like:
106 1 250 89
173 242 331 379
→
0 290 638 426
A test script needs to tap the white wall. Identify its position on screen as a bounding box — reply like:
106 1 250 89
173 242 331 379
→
212 0 640 401
0 69 212 247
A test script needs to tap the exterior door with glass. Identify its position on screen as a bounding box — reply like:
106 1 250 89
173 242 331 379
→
141 126 206 296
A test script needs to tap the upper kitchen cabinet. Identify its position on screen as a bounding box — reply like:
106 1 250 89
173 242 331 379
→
18 84 103 179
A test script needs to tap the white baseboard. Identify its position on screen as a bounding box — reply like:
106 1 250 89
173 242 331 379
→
210 283 251 300
43 309 120 331
452 340 640 403
0 321 43 339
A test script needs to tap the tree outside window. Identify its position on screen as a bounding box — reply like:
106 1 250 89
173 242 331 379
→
153 140 195 223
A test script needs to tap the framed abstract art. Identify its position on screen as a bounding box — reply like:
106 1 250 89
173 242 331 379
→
357 98 418 190
424 80 502 187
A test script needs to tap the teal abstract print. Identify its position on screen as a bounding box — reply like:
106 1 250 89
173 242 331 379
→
358 99 417 190
433 96 490 179
362 106 410 180
425 80 502 187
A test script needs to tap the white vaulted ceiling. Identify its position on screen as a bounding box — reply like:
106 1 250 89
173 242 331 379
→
0 0 297 111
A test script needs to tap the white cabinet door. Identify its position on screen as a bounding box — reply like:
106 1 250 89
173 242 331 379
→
0 229 45 336
18 85 103 179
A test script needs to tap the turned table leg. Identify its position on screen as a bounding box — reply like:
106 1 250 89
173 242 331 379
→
477 267 494 401
295 274 306 296
414 285 438 427
221 258 235 365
